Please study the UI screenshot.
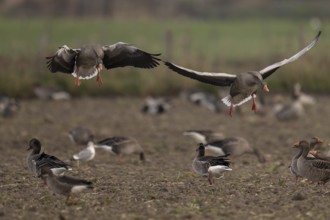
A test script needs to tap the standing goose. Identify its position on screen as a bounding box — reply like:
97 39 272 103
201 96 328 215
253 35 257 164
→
39 168 93 204
192 143 231 185
72 141 96 166
164 31 321 116
26 138 72 177
95 137 145 161
46 43 161 86
204 137 265 163
290 137 323 182
183 129 225 144
295 140 330 184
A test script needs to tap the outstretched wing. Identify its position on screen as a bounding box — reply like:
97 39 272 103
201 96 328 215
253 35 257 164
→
260 31 321 79
102 42 161 69
46 45 80 73
164 61 236 87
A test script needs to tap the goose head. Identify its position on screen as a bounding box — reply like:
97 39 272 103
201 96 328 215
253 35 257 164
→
196 143 206 157
27 138 41 153
247 71 269 92
310 136 323 148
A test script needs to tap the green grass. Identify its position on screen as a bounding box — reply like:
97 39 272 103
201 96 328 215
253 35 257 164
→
0 17 329 97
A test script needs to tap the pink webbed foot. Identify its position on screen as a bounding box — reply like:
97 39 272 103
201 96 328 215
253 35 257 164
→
75 77 81 86
252 96 257 113
96 74 103 86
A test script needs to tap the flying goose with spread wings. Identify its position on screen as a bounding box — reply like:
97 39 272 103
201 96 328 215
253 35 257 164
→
164 31 321 116
46 43 161 86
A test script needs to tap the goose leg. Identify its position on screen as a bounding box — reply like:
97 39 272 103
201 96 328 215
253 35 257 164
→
208 171 213 185
228 98 234 117
75 77 81 86
251 95 257 112
96 64 103 86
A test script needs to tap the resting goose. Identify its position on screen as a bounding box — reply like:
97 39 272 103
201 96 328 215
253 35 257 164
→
192 143 231 185
95 137 145 161
295 140 330 184
290 137 323 182
164 31 321 116
68 126 94 146
46 43 161 86
26 138 72 177
141 96 171 115
183 130 225 144
39 168 93 204
0 96 20 118
205 137 265 163
274 97 305 121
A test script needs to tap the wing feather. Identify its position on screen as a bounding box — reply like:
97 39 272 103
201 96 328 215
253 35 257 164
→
260 31 321 79
102 42 161 69
164 61 236 87
46 46 80 73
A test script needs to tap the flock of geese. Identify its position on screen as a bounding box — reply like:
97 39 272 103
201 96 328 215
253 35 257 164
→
20 30 327 204
26 127 145 204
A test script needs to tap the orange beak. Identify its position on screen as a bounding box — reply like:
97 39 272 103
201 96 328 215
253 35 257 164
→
263 84 269 92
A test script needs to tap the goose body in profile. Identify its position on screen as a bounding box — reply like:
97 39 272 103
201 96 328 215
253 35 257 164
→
205 137 265 163
192 143 231 185
290 137 323 182
164 32 321 116
295 140 330 184
96 137 145 161
40 168 93 204
46 43 161 86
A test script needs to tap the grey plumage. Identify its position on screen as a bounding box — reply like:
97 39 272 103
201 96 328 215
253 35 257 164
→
192 144 231 185
295 140 330 184
40 168 93 204
164 31 321 116
96 137 145 161
183 130 225 144
46 43 161 86
26 138 72 177
205 137 265 163
68 126 94 145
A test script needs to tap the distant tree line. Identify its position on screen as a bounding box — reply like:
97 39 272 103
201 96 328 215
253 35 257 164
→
1 0 329 19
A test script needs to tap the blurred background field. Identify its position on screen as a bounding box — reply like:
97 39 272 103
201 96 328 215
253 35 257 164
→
0 0 329 97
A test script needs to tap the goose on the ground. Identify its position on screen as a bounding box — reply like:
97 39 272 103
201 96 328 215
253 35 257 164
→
33 85 71 100
95 137 145 161
290 137 323 182
188 91 224 113
39 168 93 204
192 143 231 185
274 97 305 121
72 142 96 166
0 96 20 118
26 138 72 177
295 140 330 184
292 82 316 106
46 43 161 86
204 137 265 163
141 96 171 115
183 130 224 144
164 31 321 116
68 126 94 145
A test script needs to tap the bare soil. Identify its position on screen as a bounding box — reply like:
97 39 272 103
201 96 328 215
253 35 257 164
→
1 96 330 220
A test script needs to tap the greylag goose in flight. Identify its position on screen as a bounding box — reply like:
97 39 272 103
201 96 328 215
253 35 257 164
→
46 43 161 86
164 31 321 116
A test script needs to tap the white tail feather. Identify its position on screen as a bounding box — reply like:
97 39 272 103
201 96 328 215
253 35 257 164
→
221 94 255 107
